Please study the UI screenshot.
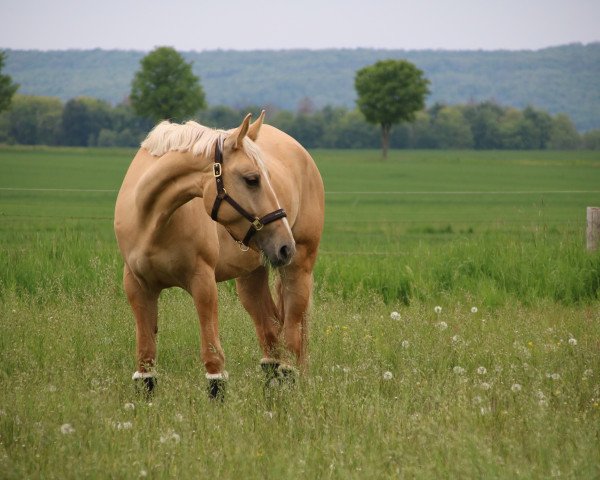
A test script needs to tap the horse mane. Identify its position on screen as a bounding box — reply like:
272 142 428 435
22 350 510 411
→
141 120 263 165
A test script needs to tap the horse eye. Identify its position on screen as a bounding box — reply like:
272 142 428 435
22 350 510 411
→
244 176 260 188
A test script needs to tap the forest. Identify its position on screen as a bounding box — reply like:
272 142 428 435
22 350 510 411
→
1 95 599 150
4 43 600 131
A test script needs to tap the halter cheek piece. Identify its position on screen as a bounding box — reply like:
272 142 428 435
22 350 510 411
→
210 139 287 251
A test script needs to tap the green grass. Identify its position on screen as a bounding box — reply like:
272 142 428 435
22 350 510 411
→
1 146 600 478
1 147 599 305
1 287 599 478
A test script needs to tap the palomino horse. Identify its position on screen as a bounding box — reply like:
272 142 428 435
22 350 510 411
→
114 112 324 397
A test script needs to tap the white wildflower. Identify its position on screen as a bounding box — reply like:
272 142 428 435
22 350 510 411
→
477 366 487 375
452 334 461 343
583 369 593 378
568 338 577 346
472 395 483 405
453 366 466 375
390 311 401 321
479 382 491 391
480 406 491 415
536 390 546 400
114 421 133 430
434 306 442 314
382 371 393 381
511 383 522 393
401 340 409 349
160 430 181 444
546 373 561 381
60 423 75 435
174 413 184 422
471 306 478 313
139 470 148 478
409 413 421 422
536 391 548 407
437 321 448 330
124 403 135 411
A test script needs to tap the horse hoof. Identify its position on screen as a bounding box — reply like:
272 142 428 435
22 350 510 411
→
263 363 298 392
260 359 280 379
132 372 156 397
206 372 228 401
277 364 299 384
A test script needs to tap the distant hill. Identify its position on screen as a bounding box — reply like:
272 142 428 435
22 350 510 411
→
3 44 600 130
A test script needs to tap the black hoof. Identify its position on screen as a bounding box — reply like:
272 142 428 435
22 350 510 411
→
263 364 298 392
277 365 298 385
134 377 156 397
208 378 227 401
261 361 281 379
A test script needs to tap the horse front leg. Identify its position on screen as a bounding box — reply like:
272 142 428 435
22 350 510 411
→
235 266 283 377
278 243 318 374
124 265 159 395
188 266 227 400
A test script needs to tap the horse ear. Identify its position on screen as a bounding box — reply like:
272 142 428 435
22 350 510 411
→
247 110 266 141
227 113 252 150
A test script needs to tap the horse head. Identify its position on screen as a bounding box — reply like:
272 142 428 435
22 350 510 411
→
203 113 296 267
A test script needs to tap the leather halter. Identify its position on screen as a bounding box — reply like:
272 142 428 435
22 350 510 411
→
210 138 287 251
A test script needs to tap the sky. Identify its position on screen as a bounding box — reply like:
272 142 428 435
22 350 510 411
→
0 0 598 52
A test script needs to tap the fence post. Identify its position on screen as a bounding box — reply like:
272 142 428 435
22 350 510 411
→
588 207 600 252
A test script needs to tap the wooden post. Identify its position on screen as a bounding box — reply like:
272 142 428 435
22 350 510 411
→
588 207 600 251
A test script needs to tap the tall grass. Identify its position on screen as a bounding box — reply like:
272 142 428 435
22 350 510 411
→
1 281 599 478
316 231 600 306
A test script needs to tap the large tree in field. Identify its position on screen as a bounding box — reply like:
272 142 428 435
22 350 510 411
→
355 59 429 158
0 51 19 113
130 47 206 123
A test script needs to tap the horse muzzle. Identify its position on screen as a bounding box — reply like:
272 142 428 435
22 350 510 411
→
261 238 296 268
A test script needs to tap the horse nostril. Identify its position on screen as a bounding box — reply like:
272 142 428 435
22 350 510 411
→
279 244 292 262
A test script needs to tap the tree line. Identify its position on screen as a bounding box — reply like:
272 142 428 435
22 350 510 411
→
5 43 600 131
1 95 599 150
1 48 599 151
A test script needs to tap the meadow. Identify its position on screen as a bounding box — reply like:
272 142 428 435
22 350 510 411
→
1 146 600 478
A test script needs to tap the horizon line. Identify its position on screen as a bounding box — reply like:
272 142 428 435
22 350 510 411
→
2 41 599 55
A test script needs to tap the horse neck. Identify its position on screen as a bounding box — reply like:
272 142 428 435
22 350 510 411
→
134 150 213 231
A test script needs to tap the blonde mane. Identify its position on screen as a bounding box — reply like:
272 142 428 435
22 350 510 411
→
141 120 263 165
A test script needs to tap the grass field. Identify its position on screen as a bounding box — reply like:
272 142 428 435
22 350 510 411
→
1 146 600 478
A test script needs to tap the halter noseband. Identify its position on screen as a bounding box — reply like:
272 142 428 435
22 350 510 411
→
210 139 287 251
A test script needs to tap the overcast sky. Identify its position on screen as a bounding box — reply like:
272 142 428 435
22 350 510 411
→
1 0 598 51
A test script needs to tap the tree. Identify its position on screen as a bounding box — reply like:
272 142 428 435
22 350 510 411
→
62 97 112 146
130 47 206 123
463 102 505 149
0 51 19 113
8 95 62 145
548 114 580 150
355 59 429 158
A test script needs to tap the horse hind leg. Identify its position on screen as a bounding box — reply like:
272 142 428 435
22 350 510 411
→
123 265 159 394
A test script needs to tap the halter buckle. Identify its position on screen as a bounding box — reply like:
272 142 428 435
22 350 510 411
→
237 241 250 252
213 163 222 178
251 218 264 231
